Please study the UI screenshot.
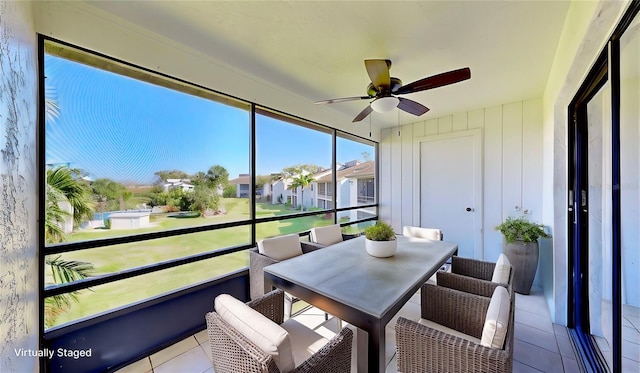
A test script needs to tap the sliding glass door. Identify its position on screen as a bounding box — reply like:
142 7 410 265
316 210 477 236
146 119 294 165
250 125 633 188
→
568 4 639 372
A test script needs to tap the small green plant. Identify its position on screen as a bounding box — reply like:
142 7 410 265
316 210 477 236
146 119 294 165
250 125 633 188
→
364 221 396 241
496 216 549 243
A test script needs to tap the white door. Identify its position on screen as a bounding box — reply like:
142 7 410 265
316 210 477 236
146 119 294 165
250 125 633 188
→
417 130 482 259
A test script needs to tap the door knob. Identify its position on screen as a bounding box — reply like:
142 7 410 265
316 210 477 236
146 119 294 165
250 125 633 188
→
465 207 473 212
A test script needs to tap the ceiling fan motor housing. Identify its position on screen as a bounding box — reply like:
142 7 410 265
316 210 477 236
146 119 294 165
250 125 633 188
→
367 77 403 97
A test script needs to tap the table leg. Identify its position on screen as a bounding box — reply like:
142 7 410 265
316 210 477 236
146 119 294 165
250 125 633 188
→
368 321 386 373
355 328 368 373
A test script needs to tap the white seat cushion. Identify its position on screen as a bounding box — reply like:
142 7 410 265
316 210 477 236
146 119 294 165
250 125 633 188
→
491 253 512 284
480 286 510 349
215 294 295 372
310 225 343 246
281 319 330 366
258 234 303 261
418 318 481 344
402 226 442 240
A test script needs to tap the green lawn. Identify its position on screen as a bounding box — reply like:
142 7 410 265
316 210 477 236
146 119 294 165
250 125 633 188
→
48 199 337 327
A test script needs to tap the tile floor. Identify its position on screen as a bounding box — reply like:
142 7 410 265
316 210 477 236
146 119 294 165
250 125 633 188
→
117 286 584 373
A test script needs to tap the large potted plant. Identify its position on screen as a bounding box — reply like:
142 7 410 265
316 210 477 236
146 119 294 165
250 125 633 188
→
496 216 550 294
364 221 397 258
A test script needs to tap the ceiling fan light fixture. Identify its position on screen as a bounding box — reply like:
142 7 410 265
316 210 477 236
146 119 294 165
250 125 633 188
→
370 96 399 113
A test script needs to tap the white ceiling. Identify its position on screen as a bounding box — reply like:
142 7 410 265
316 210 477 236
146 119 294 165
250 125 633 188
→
84 1 571 129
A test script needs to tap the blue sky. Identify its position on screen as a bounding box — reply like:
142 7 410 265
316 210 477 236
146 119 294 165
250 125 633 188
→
45 55 373 185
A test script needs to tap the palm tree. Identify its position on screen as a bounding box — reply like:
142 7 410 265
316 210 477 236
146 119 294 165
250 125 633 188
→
45 166 94 243
206 164 229 187
44 255 94 328
290 174 315 211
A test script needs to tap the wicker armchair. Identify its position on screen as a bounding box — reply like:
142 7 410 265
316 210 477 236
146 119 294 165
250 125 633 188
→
395 284 514 373
305 224 360 251
249 241 322 300
436 255 514 298
206 289 353 373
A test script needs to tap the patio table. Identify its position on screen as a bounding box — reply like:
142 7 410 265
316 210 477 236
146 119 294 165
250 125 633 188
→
264 235 458 373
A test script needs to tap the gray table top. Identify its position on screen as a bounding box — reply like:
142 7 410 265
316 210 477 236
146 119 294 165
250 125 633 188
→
264 235 458 318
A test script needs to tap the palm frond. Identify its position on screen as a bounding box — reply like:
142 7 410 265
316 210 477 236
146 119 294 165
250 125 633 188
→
46 255 94 283
44 255 94 327
47 166 94 226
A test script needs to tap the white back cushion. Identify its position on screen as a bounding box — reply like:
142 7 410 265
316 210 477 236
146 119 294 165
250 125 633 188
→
491 253 512 284
480 286 511 349
215 294 295 372
310 225 343 246
402 226 442 240
281 319 330 366
258 234 303 261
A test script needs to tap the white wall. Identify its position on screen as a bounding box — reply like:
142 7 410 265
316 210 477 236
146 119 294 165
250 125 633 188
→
379 98 544 266
542 0 631 324
0 1 39 372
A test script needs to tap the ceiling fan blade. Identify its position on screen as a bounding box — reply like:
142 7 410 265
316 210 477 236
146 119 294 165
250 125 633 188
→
315 96 370 104
397 97 430 116
365 59 391 92
352 105 374 122
394 67 471 95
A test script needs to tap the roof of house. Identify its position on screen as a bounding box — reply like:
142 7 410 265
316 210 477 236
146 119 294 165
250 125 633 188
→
228 175 251 185
315 161 375 183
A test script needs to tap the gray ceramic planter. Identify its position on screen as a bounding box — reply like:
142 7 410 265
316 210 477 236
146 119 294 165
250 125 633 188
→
503 239 539 295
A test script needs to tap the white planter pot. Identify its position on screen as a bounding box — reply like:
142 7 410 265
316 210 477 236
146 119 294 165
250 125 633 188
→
365 238 397 258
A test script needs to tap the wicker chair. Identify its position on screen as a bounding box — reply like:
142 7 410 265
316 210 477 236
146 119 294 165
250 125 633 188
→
206 289 353 373
436 255 514 298
395 284 514 373
249 240 323 300
305 224 360 251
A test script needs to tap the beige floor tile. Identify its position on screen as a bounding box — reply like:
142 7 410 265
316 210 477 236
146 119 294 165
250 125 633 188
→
154 345 211 373
200 342 212 364
515 289 551 318
514 322 559 353
408 291 420 304
515 308 555 334
514 339 564 372
561 356 581 373
293 308 329 330
556 335 578 359
194 329 208 345
553 323 570 338
150 336 199 368
513 360 544 373
115 357 152 373
385 353 398 373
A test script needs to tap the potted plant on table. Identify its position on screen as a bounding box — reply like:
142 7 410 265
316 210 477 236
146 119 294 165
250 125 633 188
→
364 221 397 258
496 216 550 294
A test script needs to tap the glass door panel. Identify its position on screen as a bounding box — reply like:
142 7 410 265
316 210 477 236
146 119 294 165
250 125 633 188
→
586 83 614 366
620 11 640 370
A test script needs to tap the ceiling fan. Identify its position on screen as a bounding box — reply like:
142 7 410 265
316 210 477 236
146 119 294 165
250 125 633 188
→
315 59 471 122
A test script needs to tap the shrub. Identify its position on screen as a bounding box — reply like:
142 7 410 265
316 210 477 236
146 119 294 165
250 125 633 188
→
496 216 549 243
364 221 396 241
